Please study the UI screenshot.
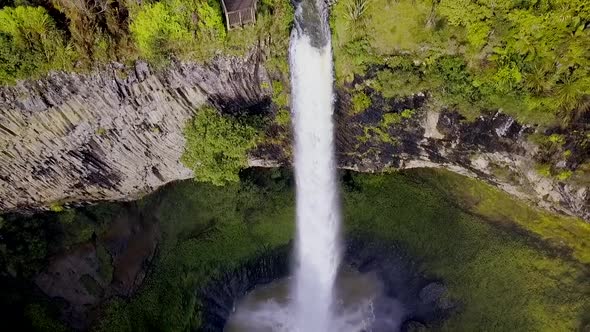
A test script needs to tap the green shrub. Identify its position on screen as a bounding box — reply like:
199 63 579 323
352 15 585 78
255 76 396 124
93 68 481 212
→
274 109 291 126
129 0 225 64
350 91 371 114
129 2 192 64
49 202 64 212
271 80 289 108
556 170 573 181
536 164 552 177
401 109 414 118
50 0 133 65
345 0 371 26
548 134 566 145
0 6 74 84
96 127 107 136
373 68 426 99
381 113 401 126
181 107 259 185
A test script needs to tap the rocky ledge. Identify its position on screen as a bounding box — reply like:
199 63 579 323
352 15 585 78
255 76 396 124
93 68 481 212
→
0 55 588 221
331 101 589 221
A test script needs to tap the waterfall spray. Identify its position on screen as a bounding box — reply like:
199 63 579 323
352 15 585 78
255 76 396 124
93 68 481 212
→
290 0 341 331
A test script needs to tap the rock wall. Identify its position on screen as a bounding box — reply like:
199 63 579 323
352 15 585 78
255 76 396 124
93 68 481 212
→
0 54 588 221
331 92 590 221
0 51 270 212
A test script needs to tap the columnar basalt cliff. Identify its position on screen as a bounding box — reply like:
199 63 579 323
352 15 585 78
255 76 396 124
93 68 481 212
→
0 51 271 212
0 56 588 221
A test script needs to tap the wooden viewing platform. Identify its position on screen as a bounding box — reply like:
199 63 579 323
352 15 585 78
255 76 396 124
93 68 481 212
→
221 0 258 30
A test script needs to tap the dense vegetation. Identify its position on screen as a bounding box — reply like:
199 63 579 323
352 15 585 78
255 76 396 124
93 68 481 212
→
2 168 589 330
1 0 588 128
0 5 73 84
0 0 293 83
332 0 590 126
181 107 261 185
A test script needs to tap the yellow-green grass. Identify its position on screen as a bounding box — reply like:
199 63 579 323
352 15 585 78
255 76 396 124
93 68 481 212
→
410 168 590 265
93 168 589 331
344 169 590 331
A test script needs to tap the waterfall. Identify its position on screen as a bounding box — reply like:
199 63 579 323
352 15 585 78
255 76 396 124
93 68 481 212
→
290 0 341 331
225 3 380 331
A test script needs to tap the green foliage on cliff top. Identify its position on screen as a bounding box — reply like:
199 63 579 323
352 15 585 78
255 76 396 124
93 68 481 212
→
0 6 74 84
332 0 590 126
0 0 293 81
181 107 259 186
129 0 226 64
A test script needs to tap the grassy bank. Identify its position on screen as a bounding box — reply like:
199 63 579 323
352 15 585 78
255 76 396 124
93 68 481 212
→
343 169 590 331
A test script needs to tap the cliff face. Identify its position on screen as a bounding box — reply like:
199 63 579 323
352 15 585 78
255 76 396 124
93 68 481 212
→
0 54 588 221
332 100 590 221
0 51 270 211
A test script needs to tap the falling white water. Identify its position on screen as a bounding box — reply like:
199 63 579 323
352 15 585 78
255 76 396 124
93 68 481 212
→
224 3 384 331
290 6 341 332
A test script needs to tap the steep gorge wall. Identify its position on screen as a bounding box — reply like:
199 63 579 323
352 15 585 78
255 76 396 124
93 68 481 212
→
0 54 588 221
0 51 270 211
331 98 590 221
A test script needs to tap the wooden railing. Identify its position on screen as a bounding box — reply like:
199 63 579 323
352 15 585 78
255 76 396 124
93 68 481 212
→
221 0 257 30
